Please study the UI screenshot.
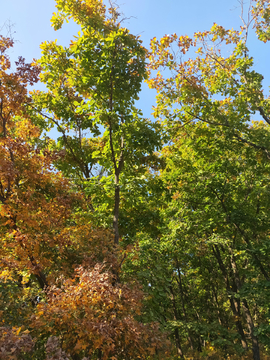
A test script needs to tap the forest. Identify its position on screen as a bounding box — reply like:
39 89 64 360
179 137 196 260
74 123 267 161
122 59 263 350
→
0 0 270 359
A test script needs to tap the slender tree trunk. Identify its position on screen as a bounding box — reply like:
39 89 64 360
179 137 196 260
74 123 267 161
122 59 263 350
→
174 329 184 359
169 284 184 358
242 299 260 360
175 259 195 351
206 264 226 327
212 245 248 351
211 282 224 326
113 172 120 244
108 45 125 246
108 114 124 245
228 250 260 360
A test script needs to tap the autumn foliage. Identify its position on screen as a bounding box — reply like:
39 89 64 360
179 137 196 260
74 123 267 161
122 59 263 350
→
32 264 167 359
0 12 168 359
1 0 270 359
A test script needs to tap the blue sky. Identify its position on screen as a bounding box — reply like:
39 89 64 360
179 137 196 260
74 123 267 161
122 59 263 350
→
1 0 269 119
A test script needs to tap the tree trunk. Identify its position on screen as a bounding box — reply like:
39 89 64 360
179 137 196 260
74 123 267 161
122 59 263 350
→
212 245 248 351
108 118 124 245
169 284 184 358
242 299 260 360
175 259 195 351
228 250 260 360
174 328 184 358
113 174 120 245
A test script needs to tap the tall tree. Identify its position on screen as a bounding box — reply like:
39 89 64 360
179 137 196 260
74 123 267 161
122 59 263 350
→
31 0 161 245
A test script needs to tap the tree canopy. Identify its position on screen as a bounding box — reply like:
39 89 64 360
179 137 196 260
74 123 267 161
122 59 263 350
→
0 0 270 359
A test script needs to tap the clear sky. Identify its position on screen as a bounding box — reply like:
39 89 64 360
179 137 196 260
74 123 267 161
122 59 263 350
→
1 0 269 119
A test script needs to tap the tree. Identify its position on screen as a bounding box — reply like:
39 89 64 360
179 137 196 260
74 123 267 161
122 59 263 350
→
31 0 162 245
121 1 270 359
0 22 169 360
31 264 168 360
